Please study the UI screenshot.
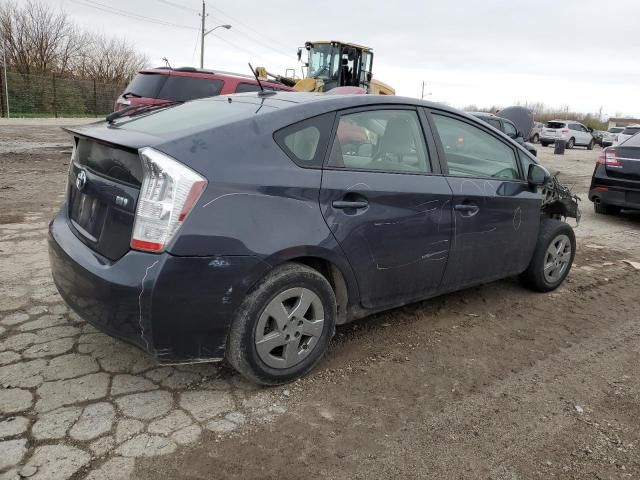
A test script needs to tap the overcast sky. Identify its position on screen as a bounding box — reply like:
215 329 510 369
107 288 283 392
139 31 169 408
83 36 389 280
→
56 0 640 118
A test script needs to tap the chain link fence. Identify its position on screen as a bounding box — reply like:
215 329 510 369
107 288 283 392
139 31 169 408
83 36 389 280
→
0 71 125 117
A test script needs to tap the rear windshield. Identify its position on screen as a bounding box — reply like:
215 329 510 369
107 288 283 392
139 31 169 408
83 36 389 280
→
621 133 640 147
123 73 223 102
117 97 278 136
609 127 624 133
622 127 640 136
75 138 142 186
546 121 566 129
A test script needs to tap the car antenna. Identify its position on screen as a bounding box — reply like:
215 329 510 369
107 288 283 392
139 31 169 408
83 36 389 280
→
248 62 276 97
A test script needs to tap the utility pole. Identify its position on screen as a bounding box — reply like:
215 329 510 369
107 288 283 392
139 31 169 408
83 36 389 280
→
199 1 207 69
421 80 425 100
2 37 9 118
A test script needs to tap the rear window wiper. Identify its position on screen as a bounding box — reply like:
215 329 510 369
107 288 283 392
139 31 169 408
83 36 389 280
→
122 91 142 99
106 100 181 124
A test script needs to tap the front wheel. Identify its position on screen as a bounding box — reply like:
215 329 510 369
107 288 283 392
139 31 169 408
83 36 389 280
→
520 219 576 292
226 263 336 385
587 139 595 150
531 133 540 143
541 141 550 147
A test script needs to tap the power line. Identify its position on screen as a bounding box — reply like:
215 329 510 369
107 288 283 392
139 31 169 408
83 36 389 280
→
68 0 198 30
156 0 199 14
207 5 294 56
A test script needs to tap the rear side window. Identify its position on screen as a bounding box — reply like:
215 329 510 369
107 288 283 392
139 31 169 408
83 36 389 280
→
274 113 335 168
432 113 520 180
235 83 262 93
546 121 566 129
157 76 223 101
622 127 640 136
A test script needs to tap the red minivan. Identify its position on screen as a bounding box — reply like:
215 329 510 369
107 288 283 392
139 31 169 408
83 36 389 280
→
114 67 293 111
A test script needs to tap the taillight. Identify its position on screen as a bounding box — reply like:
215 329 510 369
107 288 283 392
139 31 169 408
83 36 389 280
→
131 148 207 253
599 148 622 167
561 128 569 135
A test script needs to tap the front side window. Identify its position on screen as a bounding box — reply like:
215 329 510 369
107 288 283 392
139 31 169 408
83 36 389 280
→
327 109 431 174
432 114 520 180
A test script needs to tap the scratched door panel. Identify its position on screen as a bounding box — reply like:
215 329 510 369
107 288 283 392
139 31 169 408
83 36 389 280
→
320 170 453 309
441 177 540 289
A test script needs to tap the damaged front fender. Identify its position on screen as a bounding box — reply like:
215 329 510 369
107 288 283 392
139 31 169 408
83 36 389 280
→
541 173 581 223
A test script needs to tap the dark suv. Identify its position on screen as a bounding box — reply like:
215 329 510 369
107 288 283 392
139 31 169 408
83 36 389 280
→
50 93 578 384
470 112 538 157
114 67 293 111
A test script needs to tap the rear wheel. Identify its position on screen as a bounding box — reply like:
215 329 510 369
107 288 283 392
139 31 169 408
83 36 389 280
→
226 263 336 385
594 200 621 215
531 133 539 143
566 137 575 149
587 139 595 150
520 219 576 292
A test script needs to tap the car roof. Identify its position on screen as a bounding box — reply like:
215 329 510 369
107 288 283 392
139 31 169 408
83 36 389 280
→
138 67 286 86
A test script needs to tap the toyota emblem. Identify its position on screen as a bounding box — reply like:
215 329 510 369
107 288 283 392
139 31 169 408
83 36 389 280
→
76 170 87 191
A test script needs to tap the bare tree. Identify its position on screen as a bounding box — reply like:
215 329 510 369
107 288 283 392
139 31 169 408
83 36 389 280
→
0 0 148 81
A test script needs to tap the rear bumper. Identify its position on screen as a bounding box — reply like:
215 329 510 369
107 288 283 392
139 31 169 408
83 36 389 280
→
48 206 269 363
589 168 640 210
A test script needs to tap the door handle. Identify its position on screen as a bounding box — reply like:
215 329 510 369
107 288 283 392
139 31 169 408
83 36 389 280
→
454 204 480 216
332 200 369 209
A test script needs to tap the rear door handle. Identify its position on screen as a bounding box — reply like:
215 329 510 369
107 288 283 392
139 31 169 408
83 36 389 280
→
332 200 369 209
454 204 480 216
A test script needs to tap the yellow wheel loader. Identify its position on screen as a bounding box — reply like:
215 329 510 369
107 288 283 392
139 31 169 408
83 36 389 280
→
258 40 395 95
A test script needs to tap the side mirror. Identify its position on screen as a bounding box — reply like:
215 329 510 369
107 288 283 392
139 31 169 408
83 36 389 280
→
588 127 594 133
527 163 550 186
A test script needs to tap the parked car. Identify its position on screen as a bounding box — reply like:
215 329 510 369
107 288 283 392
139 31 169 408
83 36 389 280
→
590 132 640 214
601 127 625 147
114 67 293 111
49 92 578 385
529 122 543 143
469 112 538 156
540 120 595 149
591 130 604 146
613 125 640 146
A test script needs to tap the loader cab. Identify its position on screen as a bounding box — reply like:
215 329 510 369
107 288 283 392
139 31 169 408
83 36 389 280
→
302 41 373 92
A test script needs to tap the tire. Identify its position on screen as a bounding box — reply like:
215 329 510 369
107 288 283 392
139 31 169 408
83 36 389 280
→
587 139 595 150
594 201 621 215
520 219 576 292
226 262 336 385
541 141 549 147
531 133 539 143
566 137 575 149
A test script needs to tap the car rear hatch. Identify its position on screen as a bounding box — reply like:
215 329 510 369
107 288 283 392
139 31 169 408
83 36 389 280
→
544 121 566 137
66 135 142 261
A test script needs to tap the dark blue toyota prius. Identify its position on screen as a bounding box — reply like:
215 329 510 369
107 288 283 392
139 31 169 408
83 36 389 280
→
49 92 579 384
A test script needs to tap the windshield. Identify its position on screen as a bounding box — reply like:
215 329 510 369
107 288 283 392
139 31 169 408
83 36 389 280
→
546 121 566 129
307 44 339 80
621 133 640 147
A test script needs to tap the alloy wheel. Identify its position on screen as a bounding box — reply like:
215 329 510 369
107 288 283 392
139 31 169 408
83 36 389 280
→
254 287 325 369
543 234 572 283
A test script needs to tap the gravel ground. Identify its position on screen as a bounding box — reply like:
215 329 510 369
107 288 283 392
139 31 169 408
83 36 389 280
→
1 122 639 479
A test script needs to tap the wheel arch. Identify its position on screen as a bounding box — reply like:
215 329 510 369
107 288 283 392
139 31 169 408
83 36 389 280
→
255 247 361 325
